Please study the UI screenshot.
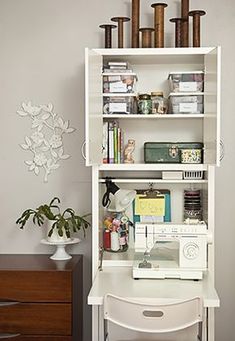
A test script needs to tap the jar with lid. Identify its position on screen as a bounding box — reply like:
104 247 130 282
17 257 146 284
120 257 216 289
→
138 94 152 115
151 91 168 114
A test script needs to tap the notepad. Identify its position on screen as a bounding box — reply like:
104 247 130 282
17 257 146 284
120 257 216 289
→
135 195 165 216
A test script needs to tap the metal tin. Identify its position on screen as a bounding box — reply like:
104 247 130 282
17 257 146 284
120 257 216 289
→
144 142 203 163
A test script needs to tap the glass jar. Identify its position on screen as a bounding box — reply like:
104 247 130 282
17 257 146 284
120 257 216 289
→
138 94 152 115
151 91 168 114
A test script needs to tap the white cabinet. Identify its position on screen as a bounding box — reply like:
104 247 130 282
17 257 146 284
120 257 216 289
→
86 47 221 341
85 47 221 167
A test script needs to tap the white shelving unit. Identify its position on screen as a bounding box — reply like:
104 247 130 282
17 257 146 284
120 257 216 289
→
103 113 204 118
85 47 221 341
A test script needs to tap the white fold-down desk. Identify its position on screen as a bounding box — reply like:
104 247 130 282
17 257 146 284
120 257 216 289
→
88 266 220 307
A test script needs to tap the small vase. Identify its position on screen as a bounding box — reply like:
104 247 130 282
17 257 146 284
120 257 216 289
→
47 221 71 243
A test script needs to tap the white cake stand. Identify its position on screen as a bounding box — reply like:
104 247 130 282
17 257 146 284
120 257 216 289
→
41 238 81 260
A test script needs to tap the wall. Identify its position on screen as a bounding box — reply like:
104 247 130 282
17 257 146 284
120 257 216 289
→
0 1 234 340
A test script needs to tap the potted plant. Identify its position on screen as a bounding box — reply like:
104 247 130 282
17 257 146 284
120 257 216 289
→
16 197 91 242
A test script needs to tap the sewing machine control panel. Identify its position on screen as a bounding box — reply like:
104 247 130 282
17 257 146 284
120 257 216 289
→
135 222 207 236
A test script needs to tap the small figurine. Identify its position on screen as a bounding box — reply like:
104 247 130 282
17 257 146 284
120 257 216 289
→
124 139 135 164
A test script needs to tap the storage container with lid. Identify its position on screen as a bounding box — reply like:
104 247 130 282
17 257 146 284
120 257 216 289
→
103 96 137 115
144 142 203 164
168 71 204 93
169 93 204 114
103 74 137 93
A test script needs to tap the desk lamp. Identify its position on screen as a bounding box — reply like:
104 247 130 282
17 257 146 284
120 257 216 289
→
102 178 136 212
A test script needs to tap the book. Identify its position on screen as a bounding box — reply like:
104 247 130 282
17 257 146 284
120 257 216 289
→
102 121 108 163
108 121 114 164
103 67 133 72
113 123 118 164
108 61 128 67
117 127 121 164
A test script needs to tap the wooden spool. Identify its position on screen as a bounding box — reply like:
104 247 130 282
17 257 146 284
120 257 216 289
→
181 0 189 47
99 24 117 48
139 28 154 48
169 18 186 48
131 0 140 48
111 17 130 48
189 10 206 47
151 3 168 48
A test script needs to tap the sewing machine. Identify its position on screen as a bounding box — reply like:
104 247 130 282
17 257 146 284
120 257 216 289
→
133 222 212 280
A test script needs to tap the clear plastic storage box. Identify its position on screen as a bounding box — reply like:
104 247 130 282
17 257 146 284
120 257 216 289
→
103 96 137 115
169 94 204 114
103 74 137 93
168 71 204 93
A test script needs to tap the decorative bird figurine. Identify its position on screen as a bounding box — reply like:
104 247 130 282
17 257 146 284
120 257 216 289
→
124 139 135 164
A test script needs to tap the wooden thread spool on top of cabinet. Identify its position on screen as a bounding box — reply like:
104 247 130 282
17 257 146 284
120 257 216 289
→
99 24 117 48
188 10 206 47
111 17 130 48
181 0 189 47
169 17 186 48
139 28 155 48
131 0 140 48
151 3 168 48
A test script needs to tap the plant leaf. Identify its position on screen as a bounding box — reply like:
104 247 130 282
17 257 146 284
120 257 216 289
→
50 164 60 170
60 154 70 160
20 144 29 150
66 127 75 133
42 113 50 120
34 167 39 175
25 136 32 146
17 110 27 116
29 164 35 171
51 150 57 158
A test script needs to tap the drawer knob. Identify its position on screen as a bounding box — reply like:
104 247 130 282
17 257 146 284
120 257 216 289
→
0 334 21 339
0 301 19 307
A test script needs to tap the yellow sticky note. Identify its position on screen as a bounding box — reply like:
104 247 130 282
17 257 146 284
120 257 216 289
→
135 195 165 216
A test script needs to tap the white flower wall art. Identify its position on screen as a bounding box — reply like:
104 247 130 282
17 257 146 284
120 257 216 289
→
17 102 76 182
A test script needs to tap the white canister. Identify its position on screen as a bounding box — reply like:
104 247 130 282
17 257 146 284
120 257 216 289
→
111 231 120 251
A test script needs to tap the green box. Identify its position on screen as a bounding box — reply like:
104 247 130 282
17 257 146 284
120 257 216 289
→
144 142 203 164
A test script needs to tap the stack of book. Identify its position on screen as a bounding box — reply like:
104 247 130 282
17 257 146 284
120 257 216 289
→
103 61 133 73
103 121 124 164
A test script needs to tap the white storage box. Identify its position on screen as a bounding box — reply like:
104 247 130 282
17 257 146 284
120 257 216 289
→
103 74 137 93
103 96 137 115
162 171 183 180
169 93 204 114
168 71 204 93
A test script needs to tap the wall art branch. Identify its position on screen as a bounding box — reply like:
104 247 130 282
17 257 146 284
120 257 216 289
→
17 102 76 182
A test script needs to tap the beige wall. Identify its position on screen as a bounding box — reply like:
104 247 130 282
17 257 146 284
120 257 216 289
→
0 1 234 340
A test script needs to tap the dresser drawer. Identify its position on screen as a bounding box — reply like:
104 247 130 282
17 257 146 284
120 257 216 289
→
0 337 72 340
0 271 71 302
0 303 71 335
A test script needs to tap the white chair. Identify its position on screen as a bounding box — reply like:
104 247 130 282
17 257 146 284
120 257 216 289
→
103 294 203 341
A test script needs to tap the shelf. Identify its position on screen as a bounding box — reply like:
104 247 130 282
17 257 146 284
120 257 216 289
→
103 93 137 97
88 266 220 307
102 72 136 76
169 92 204 96
103 248 135 267
99 164 208 171
99 178 207 184
103 114 204 119
95 47 215 56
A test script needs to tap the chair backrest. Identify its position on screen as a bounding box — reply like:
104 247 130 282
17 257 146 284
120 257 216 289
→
103 294 203 333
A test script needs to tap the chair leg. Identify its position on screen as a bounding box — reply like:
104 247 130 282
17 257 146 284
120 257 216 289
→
197 321 203 341
104 319 109 341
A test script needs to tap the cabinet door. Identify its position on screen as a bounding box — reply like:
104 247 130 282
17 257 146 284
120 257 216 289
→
85 48 103 166
204 46 221 166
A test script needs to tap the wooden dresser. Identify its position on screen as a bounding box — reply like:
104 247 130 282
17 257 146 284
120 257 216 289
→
0 255 83 340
